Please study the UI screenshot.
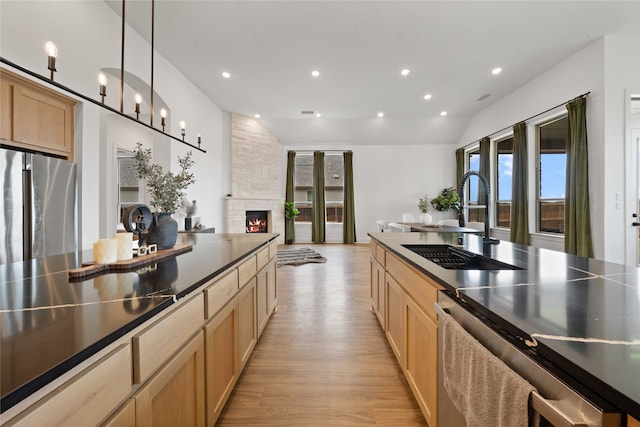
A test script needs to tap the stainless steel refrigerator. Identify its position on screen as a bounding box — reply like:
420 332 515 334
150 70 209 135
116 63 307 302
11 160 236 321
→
1 147 77 264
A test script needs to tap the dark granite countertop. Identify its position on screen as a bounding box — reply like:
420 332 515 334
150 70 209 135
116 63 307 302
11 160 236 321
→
369 232 640 420
0 233 278 413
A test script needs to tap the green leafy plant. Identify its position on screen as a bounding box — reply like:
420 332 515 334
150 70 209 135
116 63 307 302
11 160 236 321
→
418 195 429 213
430 187 461 212
284 201 300 220
133 142 196 213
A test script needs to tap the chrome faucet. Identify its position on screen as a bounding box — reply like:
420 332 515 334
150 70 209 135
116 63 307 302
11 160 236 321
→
458 171 499 245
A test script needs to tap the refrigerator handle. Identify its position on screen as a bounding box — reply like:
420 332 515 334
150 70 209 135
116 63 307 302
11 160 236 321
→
22 154 33 260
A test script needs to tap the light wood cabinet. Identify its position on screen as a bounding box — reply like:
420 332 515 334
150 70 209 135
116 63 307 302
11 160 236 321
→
134 331 205 427
385 274 404 367
238 278 257 369
373 239 443 426
205 299 238 426
370 255 385 327
405 296 438 427
100 399 135 427
0 68 75 159
7 344 132 427
257 258 277 338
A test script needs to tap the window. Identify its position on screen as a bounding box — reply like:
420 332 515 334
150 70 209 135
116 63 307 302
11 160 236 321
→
537 116 568 233
467 148 481 222
495 137 513 227
293 153 344 223
294 154 313 222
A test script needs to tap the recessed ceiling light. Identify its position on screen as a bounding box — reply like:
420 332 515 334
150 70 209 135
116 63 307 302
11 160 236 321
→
401 69 410 77
221 71 231 79
377 112 384 118
423 93 432 100
492 67 502 75
315 113 322 118
311 70 320 78
254 114 261 119
440 111 447 116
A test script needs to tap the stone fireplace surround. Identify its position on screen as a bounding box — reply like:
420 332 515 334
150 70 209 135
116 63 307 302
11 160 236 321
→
225 113 284 244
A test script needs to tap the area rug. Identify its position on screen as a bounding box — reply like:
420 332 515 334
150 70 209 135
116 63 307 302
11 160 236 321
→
276 247 327 267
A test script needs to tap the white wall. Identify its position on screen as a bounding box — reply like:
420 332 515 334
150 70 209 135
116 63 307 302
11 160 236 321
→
280 144 456 243
0 1 226 249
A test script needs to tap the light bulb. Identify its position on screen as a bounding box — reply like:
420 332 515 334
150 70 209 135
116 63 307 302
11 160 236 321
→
377 112 384 118
180 120 186 130
160 108 167 118
134 93 142 104
45 41 58 58
98 72 107 86
311 70 320 77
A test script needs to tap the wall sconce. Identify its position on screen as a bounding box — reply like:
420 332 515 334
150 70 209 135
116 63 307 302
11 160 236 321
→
98 72 107 103
160 108 167 131
134 93 142 120
180 120 186 141
45 41 58 80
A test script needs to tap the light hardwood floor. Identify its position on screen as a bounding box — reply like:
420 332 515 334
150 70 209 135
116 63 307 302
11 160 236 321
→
216 243 427 426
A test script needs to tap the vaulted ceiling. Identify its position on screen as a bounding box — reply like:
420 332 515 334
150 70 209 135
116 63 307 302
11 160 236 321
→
106 1 640 146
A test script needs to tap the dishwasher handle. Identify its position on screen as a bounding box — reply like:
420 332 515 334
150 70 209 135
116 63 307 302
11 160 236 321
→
531 392 588 427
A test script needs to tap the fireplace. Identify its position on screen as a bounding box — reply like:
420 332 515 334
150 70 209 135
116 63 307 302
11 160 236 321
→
246 210 269 233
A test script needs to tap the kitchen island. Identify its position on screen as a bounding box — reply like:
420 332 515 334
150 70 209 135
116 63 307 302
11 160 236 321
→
0 232 279 425
369 231 640 424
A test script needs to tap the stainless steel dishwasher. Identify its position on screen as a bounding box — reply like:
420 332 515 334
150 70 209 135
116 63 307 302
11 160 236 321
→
435 291 622 427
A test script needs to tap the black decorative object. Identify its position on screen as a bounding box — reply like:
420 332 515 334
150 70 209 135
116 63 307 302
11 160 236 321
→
147 212 178 249
185 217 193 231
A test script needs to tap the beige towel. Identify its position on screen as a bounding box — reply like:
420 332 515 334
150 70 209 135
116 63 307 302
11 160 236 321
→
442 313 537 427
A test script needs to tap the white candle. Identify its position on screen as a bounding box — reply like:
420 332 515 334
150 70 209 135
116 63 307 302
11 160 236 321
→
93 238 118 264
116 233 133 261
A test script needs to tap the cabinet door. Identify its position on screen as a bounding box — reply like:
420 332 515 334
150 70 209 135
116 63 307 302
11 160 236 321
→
370 257 385 328
267 258 277 315
385 274 404 367
100 399 135 427
13 82 74 157
135 331 205 427
205 299 238 426
405 297 438 426
256 267 269 338
1 76 12 140
238 278 257 369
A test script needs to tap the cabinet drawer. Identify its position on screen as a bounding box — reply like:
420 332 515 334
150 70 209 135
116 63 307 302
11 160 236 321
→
386 252 441 322
256 246 269 271
133 295 204 384
268 242 278 260
238 255 257 287
9 344 132 427
375 244 386 266
204 269 239 320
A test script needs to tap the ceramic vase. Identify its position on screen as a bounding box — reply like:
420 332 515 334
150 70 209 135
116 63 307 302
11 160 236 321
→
185 217 193 231
147 212 178 249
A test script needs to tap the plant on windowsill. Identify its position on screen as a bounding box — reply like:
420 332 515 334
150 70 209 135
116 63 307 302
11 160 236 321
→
133 142 195 248
430 187 461 213
284 201 299 244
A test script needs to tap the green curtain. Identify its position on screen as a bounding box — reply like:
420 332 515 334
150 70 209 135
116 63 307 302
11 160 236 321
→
343 151 356 243
312 151 326 243
477 137 491 222
285 151 296 243
455 148 464 190
510 122 530 245
565 97 593 257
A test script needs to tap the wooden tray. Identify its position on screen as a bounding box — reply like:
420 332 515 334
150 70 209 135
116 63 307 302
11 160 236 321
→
69 244 193 278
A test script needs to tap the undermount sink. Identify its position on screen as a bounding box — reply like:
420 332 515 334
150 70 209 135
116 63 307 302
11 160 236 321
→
402 244 523 270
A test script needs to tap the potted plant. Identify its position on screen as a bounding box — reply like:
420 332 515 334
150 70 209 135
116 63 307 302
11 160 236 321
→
418 195 433 225
133 142 195 249
430 187 461 213
284 201 299 244
182 198 197 231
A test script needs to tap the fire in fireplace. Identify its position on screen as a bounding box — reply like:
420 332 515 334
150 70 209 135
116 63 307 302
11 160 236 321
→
246 210 268 233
